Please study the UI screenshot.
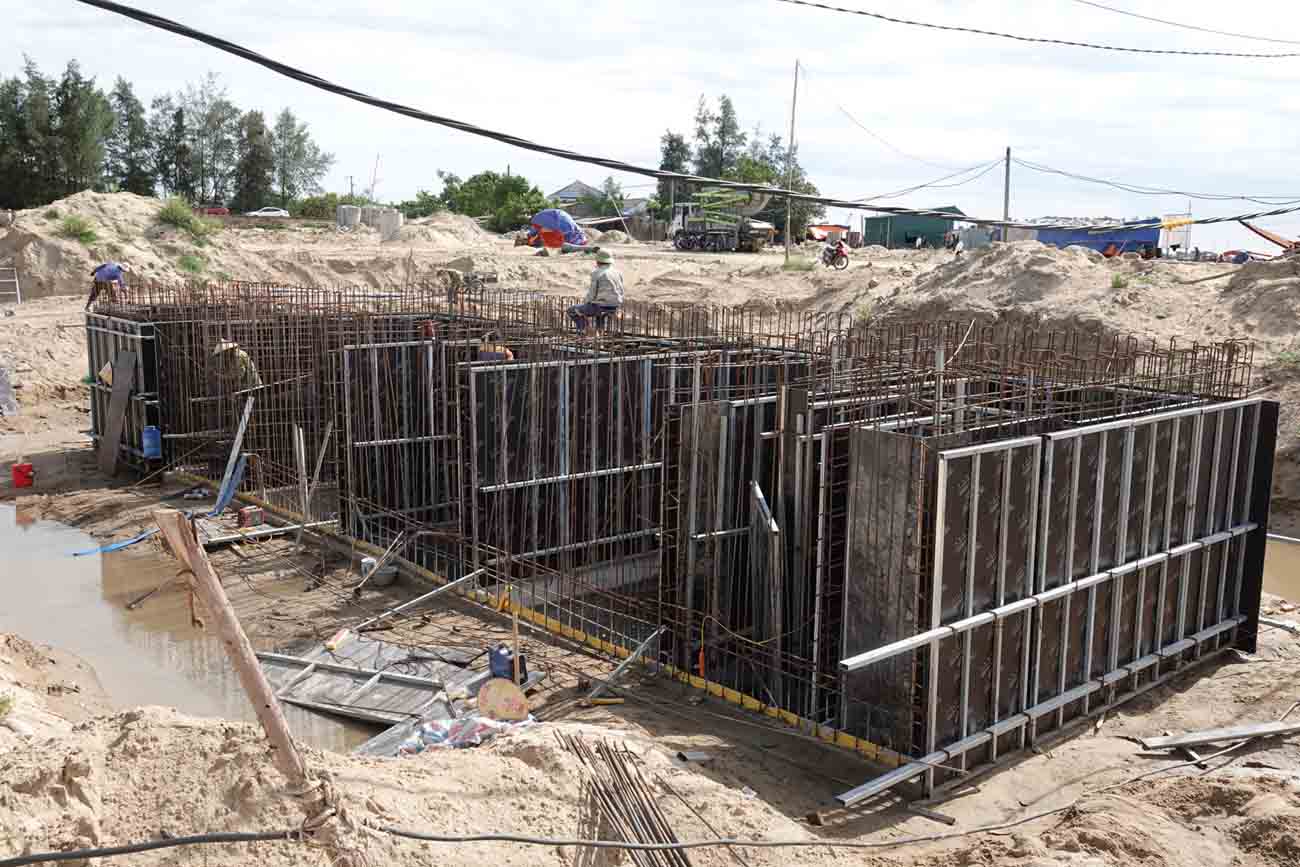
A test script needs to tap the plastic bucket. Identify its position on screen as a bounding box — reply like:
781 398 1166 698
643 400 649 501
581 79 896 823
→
142 425 162 459
11 462 34 488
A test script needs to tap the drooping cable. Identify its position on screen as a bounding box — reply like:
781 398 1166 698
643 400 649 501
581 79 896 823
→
70 0 1300 232
771 0 1300 57
1012 157 1300 205
1066 0 1300 46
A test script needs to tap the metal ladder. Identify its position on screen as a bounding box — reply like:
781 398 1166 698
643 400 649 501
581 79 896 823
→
0 262 20 304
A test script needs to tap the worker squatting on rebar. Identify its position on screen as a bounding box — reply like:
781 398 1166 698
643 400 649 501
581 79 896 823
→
567 249 624 334
86 260 130 310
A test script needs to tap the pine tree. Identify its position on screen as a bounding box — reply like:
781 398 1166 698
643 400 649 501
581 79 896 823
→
231 110 274 213
53 60 112 196
105 77 154 195
271 108 334 207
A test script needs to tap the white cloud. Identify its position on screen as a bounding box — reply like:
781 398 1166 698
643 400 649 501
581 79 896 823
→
10 0 1299 249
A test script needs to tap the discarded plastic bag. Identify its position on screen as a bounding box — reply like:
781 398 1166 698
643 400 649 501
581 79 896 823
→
397 714 535 755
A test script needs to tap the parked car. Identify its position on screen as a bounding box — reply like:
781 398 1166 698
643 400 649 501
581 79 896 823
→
199 205 229 216
244 207 290 218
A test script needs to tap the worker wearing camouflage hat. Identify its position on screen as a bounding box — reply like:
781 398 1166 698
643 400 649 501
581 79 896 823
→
568 249 624 334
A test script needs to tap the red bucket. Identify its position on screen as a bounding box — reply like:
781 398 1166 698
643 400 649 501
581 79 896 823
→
11 462 34 488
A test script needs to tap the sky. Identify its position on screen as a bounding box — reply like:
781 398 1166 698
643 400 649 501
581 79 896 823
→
10 0 1300 252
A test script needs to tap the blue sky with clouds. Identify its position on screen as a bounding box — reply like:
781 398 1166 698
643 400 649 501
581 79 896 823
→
11 0 1299 251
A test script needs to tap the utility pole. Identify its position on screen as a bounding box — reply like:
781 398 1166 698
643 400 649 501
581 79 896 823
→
347 175 354 198
784 59 799 264
1002 146 1012 237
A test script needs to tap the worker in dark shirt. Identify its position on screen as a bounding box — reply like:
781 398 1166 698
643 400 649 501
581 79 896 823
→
86 261 129 310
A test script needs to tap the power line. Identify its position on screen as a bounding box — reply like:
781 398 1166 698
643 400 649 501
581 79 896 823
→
798 61 969 172
1012 157 1300 205
771 0 1300 57
1066 0 1300 47
71 1 1300 232
854 159 1004 203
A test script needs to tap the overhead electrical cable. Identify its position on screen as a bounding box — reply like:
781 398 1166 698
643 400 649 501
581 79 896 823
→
71 0 1300 232
1012 157 1300 205
854 159 1004 202
770 0 1300 57
1066 0 1300 46
798 61 974 172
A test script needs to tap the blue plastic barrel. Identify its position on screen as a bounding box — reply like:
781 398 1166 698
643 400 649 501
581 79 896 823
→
141 425 162 459
489 644 527 683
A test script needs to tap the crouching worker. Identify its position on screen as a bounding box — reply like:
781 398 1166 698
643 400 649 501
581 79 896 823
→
568 250 624 334
86 261 129 310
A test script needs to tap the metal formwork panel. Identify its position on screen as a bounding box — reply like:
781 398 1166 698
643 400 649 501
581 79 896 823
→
835 399 1276 806
86 313 159 470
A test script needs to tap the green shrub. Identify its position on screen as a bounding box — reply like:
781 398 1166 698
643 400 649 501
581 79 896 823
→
158 197 220 243
58 214 98 244
1276 349 1300 368
0 692 12 720
1111 274 1129 290
782 257 815 272
44 208 60 220
158 196 195 228
178 253 205 274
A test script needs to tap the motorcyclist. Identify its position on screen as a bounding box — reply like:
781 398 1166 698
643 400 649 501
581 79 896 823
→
822 238 849 265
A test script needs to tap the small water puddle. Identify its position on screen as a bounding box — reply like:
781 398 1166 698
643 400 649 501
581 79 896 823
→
0 503 376 752
1264 536 1300 604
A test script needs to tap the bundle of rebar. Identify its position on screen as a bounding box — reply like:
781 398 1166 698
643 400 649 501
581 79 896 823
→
556 733 694 867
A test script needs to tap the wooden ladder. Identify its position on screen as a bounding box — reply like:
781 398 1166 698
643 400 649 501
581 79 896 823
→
0 262 20 304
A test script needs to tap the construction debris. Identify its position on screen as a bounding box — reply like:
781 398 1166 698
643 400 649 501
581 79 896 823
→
1139 721 1300 751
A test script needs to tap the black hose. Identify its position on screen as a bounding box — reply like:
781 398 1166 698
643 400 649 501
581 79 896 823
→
0 830 301 867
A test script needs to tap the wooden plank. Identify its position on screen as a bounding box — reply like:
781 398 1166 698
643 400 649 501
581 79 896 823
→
98 349 137 476
256 651 445 690
1140 720 1300 750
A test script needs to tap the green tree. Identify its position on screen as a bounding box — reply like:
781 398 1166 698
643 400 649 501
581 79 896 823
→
181 73 240 204
490 187 551 233
104 77 153 195
230 110 274 213
53 60 112 196
147 95 191 199
294 192 369 219
395 189 444 219
0 60 60 209
436 169 549 231
271 108 335 207
747 133 823 241
578 176 625 218
655 130 691 219
692 94 746 179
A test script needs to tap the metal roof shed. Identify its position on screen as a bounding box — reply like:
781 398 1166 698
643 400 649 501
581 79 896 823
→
860 206 965 249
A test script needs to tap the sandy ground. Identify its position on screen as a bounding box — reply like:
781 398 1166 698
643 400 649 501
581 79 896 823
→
4 191 1300 865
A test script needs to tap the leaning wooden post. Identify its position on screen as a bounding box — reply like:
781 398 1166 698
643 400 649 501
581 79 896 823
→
154 509 366 864
155 509 309 782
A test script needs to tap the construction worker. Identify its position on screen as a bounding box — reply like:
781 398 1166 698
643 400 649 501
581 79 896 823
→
211 339 263 393
568 249 624 334
86 261 129 310
477 331 514 361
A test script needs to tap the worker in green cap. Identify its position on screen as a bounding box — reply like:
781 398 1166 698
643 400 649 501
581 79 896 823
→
568 249 624 334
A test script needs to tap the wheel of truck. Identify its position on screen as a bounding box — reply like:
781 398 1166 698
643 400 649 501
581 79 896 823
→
674 234 691 251
833 254 849 271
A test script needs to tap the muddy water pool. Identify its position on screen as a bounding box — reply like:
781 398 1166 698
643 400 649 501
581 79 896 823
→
0 503 376 751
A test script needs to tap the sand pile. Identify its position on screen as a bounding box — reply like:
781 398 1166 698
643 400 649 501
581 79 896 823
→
1222 257 1300 340
0 192 501 298
399 212 494 247
0 678 809 867
0 296 89 407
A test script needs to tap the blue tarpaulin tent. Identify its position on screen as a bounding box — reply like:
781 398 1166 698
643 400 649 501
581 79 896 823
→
1035 221 1160 254
529 208 587 247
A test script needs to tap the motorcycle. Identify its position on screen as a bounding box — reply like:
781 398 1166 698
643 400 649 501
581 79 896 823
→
821 243 849 270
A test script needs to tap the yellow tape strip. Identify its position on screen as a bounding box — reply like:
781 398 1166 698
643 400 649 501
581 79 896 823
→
173 471 899 768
